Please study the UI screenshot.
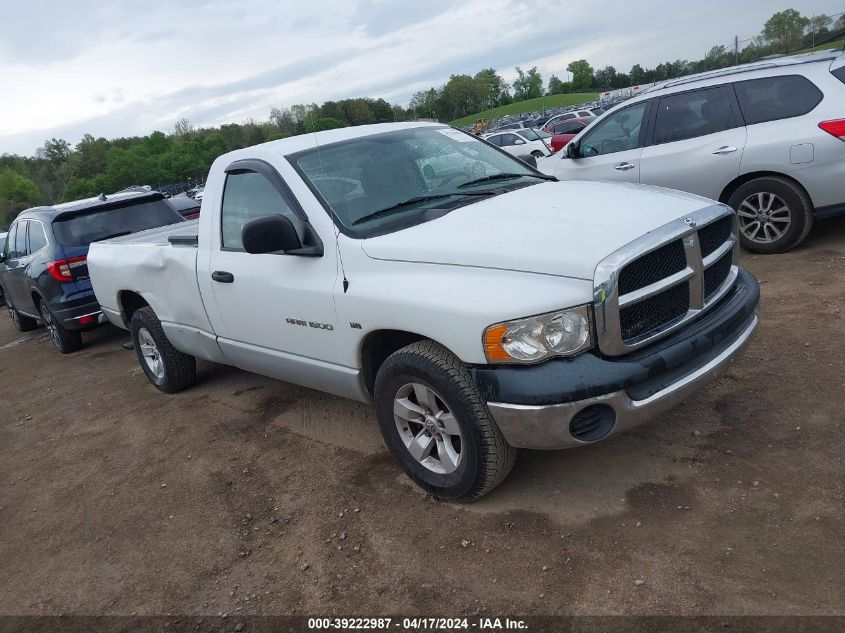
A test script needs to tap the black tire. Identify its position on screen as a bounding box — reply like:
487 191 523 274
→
728 176 814 254
374 340 516 502
8 304 38 332
531 150 544 158
129 306 196 393
38 302 83 354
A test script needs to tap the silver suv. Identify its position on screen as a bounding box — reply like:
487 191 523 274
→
541 50 845 253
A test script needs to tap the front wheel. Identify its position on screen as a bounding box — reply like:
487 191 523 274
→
374 340 516 502
39 303 83 353
130 306 196 393
728 177 814 254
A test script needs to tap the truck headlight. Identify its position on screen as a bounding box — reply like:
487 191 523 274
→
483 306 592 363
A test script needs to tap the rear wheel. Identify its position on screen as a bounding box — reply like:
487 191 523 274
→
8 304 38 332
374 340 516 502
130 306 196 393
39 302 83 353
531 150 545 158
728 177 814 254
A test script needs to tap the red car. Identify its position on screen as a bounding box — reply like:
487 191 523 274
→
544 117 594 153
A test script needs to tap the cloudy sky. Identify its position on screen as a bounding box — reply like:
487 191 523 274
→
1 0 841 155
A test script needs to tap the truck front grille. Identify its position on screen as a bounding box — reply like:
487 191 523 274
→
704 251 733 300
619 282 690 340
618 240 686 295
698 215 733 258
593 206 739 355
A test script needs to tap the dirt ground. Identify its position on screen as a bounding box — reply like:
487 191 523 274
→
1 219 843 619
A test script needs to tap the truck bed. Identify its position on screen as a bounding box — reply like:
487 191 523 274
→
88 219 214 335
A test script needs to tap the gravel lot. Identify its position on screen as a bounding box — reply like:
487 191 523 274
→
1 219 843 617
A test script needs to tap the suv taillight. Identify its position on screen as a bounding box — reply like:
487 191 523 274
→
47 256 87 282
818 119 845 141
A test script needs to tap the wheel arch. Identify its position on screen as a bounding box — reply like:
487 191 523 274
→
719 171 815 212
360 329 457 397
117 290 151 327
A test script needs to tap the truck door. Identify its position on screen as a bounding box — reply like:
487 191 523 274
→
638 85 746 201
202 161 346 388
554 100 650 184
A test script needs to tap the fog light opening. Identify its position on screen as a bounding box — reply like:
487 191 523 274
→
569 404 616 443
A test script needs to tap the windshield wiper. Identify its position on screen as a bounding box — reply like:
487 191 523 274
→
351 192 492 226
457 172 556 188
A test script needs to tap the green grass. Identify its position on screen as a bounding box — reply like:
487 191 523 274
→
449 92 599 128
807 36 845 52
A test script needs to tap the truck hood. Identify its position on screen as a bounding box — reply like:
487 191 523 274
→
361 181 715 280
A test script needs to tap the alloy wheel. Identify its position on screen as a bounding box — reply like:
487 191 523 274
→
138 327 165 379
737 192 792 244
393 382 462 474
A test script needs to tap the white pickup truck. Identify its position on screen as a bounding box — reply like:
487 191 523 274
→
88 122 760 501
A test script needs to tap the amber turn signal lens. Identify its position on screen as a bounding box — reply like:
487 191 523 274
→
483 323 511 362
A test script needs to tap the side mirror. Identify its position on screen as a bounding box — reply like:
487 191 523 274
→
513 139 526 145
517 154 537 168
566 142 580 159
242 215 302 254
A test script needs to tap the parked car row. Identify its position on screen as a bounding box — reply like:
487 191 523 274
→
483 128 554 157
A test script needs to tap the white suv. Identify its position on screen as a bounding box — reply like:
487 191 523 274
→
541 50 845 253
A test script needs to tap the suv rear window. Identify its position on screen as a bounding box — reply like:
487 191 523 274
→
52 200 182 247
832 65 845 85
733 75 823 125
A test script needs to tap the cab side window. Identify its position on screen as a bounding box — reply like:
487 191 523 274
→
579 102 648 157
652 86 736 145
221 171 299 250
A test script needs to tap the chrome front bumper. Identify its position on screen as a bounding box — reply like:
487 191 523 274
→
487 313 758 450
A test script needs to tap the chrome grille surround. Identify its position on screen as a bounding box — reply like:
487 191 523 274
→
593 204 739 356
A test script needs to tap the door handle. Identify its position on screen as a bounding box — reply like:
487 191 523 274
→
614 162 635 171
211 271 234 283
712 146 737 155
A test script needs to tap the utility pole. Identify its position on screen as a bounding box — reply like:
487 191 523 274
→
734 35 739 65
812 14 816 48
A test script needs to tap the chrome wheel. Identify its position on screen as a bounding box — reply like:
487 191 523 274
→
39 304 61 349
737 192 791 244
393 382 462 474
138 327 165 380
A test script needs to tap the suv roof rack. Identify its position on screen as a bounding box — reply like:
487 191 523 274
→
644 50 843 93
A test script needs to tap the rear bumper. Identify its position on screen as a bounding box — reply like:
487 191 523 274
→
475 268 760 449
51 300 105 330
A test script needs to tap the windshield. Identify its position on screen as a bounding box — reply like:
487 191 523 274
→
289 126 542 236
52 200 182 247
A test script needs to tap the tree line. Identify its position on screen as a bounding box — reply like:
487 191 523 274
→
1 8 841 226
410 9 844 118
